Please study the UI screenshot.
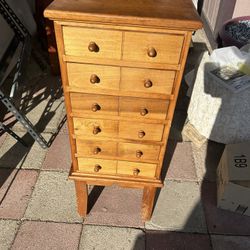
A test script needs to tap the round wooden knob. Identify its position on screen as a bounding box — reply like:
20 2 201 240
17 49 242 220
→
147 47 157 57
90 74 100 84
133 168 140 176
144 80 153 88
92 103 101 112
93 147 101 154
138 130 146 138
140 108 148 116
93 126 101 135
88 41 99 52
94 164 102 172
136 150 143 158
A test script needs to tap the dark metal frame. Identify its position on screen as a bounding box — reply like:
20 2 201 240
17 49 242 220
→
0 0 48 148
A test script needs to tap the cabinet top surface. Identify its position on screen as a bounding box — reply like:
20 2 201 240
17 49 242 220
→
44 0 202 30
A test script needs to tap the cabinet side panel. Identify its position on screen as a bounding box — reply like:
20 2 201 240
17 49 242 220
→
54 22 78 171
156 31 192 178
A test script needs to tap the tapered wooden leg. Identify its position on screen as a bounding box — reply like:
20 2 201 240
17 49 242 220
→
141 186 157 221
74 181 88 217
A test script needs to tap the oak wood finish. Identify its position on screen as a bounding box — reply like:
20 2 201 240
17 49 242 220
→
53 23 79 172
71 112 170 125
63 26 122 59
70 93 119 116
119 121 164 142
78 158 117 174
67 85 174 100
45 0 202 221
142 186 157 221
123 32 184 64
76 140 161 163
44 0 202 30
117 161 157 178
120 68 176 95
70 172 163 188
76 140 117 158
118 142 161 161
119 97 169 120
74 134 165 145
73 118 118 138
64 55 181 71
75 181 88 217
67 63 120 91
58 21 189 34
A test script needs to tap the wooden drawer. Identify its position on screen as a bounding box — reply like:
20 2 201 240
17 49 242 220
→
70 93 118 116
76 140 117 157
63 26 122 59
118 142 160 161
119 121 164 141
123 31 184 64
78 158 117 174
120 68 175 95
73 118 118 138
67 63 120 91
117 161 156 178
119 97 169 120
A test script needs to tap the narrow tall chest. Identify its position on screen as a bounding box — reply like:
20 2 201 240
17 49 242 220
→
45 0 202 220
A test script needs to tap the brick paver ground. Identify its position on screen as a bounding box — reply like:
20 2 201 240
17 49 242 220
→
11 221 82 250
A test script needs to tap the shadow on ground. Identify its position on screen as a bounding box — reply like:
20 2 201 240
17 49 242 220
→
0 42 66 206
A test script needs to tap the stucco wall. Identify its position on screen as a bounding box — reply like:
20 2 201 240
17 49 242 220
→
233 0 250 17
202 0 236 36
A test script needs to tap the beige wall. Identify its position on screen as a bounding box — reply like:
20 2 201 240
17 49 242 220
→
233 0 250 17
201 0 236 42
202 0 236 34
202 0 249 37
202 0 221 31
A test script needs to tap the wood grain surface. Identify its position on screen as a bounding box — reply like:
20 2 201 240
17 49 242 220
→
67 63 120 91
44 0 202 30
46 0 202 220
123 32 184 64
63 26 122 59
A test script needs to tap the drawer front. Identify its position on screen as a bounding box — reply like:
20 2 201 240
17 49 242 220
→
120 68 175 95
118 142 160 161
119 121 164 141
78 158 117 174
73 118 118 138
67 63 120 91
63 27 122 59
76 140 117 157
117 161 157 178
123 32 184 64
119 97 169 120
70 93 119 116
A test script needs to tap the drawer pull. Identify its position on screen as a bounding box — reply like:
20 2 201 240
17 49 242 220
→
92 103 101 112
147 47 157 57
133 168 140 176
93 147 101 154
88 41 99 52
136 150 143 158
138 130 146 138
94 164 102 172
90 74 100 84
144 79 153 88
93 126 101 135
140 108 148 116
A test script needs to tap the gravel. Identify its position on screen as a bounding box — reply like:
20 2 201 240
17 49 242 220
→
225 20 250 44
